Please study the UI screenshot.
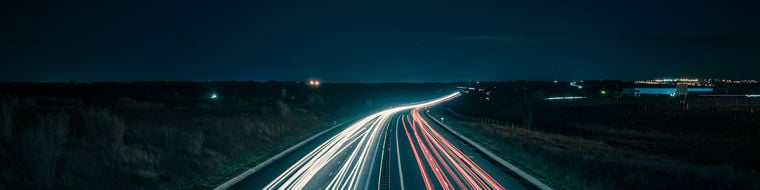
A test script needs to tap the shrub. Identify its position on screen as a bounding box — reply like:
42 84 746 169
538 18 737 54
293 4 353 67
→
276 101 291 116
1 95 19 107
307 94 325 105
116 97 164 109
1 95 19 142
19 97 37 107
61 98 83 107
80 109 125 147
17 112 69 188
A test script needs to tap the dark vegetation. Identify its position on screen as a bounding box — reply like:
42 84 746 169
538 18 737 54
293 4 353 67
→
439 81 760 189
0 81 452 189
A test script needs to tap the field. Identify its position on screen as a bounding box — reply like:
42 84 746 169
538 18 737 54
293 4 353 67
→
0 95 329 189
436 91 760 189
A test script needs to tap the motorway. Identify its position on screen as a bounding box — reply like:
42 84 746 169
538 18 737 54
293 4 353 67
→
224 92 528 190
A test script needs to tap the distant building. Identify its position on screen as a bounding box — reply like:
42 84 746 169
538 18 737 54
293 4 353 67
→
622 87 713 96
635 78 703 86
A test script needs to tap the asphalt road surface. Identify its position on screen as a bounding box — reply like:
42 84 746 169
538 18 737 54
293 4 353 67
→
226 92 528 190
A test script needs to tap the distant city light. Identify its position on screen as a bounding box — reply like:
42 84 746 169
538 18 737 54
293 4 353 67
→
635 78 758 87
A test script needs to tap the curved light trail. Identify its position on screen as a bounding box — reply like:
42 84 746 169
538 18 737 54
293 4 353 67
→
259 92 510 190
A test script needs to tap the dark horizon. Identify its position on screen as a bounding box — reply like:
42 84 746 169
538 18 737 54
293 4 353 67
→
2 78 759 85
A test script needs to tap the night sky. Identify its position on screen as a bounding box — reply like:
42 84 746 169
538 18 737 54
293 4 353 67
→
2 1 759 82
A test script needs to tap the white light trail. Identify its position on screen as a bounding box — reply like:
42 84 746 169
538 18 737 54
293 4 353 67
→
264 92 460 189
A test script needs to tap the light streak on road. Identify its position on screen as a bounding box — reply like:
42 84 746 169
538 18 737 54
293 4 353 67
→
264 92 460 189
401 108 505 190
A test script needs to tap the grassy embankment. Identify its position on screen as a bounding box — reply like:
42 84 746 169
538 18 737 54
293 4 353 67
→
0 95 326 189
433 96 760 189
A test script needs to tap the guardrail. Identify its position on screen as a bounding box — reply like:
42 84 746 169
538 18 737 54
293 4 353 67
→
214 120 352 190
425 111 553 190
